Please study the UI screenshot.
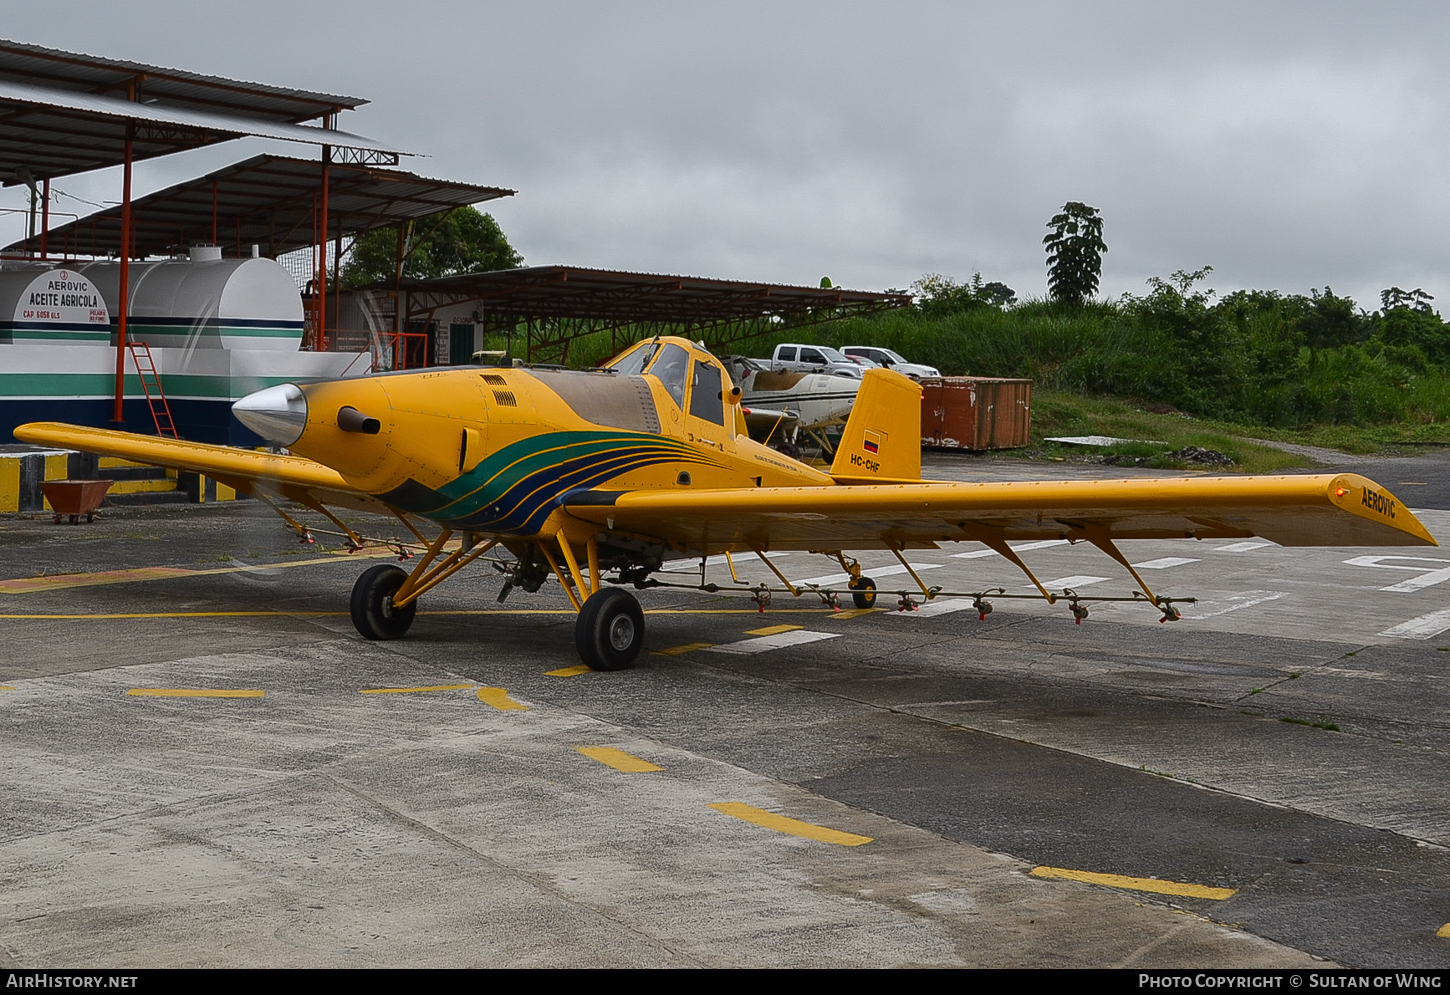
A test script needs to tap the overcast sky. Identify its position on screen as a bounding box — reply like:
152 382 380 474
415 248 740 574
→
3 1 1448 310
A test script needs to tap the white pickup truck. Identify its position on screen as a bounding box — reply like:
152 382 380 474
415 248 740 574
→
767 343 866 378
840 346 940 380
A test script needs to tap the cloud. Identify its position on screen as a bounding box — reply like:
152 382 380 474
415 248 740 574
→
4 1 1450 309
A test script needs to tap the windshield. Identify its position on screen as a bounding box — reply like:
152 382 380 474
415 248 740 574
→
816 346 852 364
647 343 691 409
607 340 660 376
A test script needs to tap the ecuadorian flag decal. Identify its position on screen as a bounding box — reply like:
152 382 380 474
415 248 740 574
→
863 430 882 455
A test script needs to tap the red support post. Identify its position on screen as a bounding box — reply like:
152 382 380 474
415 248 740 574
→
112 117 134 424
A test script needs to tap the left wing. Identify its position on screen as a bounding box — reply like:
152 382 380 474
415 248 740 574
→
564 473 1436 552
13 422 387 514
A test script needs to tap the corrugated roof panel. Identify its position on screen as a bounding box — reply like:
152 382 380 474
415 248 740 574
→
5 154 513 258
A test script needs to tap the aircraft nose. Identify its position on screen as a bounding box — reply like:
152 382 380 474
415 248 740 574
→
233 383 308 446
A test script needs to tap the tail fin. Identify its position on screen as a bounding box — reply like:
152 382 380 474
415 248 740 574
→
830 368 923 482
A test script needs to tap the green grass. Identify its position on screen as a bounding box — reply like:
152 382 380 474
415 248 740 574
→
484 300 1450 467
1252 421 1450 455
1020 390 1313 473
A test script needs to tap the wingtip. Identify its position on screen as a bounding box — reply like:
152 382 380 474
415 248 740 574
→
1332 474 1438 546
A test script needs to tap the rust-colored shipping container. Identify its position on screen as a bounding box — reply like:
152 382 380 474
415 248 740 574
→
919 377 1032 450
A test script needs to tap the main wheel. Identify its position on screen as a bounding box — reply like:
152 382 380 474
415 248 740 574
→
350 564 417 640
575 588 645 671
849 576 877 609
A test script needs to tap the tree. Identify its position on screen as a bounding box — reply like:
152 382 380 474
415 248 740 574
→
1043 202 1107 306
339 206 522 289
910 272 1016 314
1377 286 1448 363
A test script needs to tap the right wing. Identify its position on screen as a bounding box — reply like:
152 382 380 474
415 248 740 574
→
564 472 1437 553
13 422 388 514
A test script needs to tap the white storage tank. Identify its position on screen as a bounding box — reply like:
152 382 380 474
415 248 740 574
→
0 264 111 343
77 246 304 351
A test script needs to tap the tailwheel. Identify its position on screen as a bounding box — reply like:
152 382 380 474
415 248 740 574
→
848 576 877 610
350 564 417 640
575 588 645 671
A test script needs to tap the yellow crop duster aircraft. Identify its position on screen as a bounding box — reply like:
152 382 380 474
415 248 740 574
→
16 336 1436 670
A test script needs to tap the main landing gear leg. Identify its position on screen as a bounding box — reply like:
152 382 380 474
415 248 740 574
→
834 553 877 609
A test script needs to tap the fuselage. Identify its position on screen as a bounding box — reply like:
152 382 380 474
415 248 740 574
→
233 337 833 537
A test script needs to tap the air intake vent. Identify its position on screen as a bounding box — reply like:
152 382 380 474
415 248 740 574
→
481 374 508 385
492 390 517 407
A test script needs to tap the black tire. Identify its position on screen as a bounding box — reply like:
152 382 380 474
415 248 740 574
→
350 564 417 640
850 576 877 610
575 588 645 671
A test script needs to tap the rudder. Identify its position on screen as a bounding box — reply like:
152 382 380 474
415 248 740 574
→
829 368 922 482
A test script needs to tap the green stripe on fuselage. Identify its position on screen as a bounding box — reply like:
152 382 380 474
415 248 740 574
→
421 430 723 520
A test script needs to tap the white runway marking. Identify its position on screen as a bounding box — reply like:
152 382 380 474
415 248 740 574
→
1343 555 1450 593
885 598 977 618
951 540 1069 559
660 552 792 573
1132 557 1200 569
791 563 943 587
1042 576 1110 590
704 630 841 655
1213 541 1276 553
1182 591 1287 620
1380 609 1450 640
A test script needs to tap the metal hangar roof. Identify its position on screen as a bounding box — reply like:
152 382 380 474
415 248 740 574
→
397 265 911 324
4 154 513 259
0 38 394 186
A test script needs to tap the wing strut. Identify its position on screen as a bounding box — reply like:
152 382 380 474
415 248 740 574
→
886 542 942 602
292 495 365 549
1084 533 1188 622
250 489 321 545
977 538 1059 604
748 543 800 597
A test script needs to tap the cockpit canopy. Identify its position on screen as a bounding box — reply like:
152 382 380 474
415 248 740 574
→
605 337 732 431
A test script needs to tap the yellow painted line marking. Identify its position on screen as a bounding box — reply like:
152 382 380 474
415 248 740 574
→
0 685 15 691
359 684 473 695
653 641 713 656
745 624 803 636
1 566 193 594
0 608 848 621
0 611 339 620
126 688 265 698
575 746 663 772
1029 866 1236 900
708 802 872 846
0 551 398 595
431 609 835 616
1437 923 1450 939
476 687 528 711
828 608 878 620
545 664 593 677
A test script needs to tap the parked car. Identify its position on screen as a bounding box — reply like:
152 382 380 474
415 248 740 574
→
768 343 863 378
840 346 940 380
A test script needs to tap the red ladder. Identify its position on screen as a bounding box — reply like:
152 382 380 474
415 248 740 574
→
127 341 178 438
